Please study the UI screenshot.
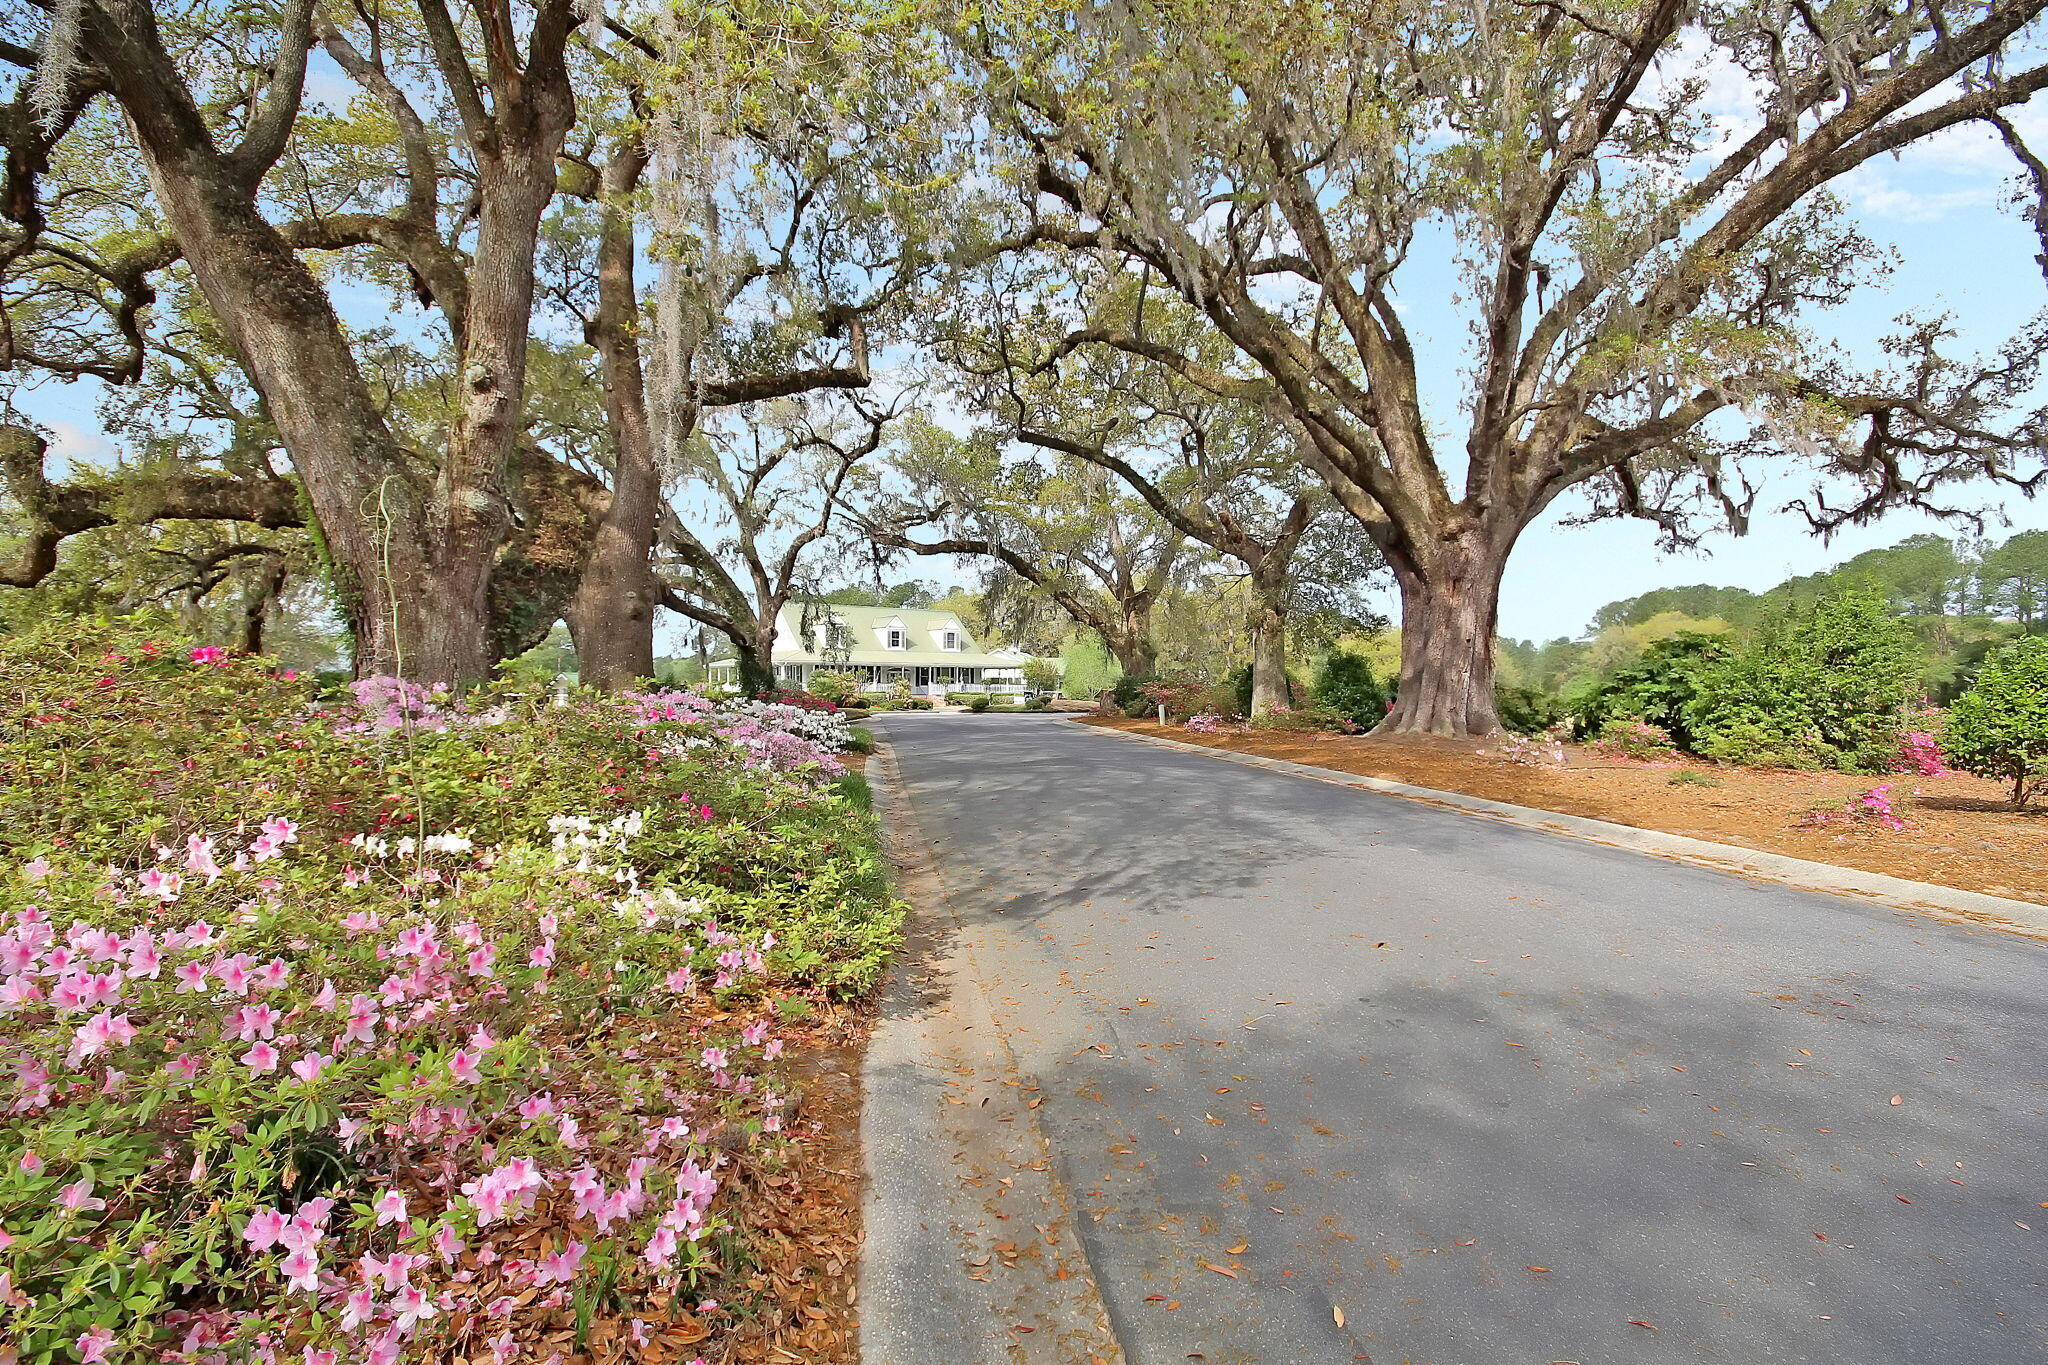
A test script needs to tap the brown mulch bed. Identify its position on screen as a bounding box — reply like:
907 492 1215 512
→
722 1012 867 1364
1082 716 2047 908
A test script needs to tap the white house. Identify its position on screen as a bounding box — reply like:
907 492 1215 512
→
706 604 1053 699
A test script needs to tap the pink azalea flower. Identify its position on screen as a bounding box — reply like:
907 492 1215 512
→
19 1151 42 1174
643 1225 679 1269
449 1050 481 1084
244 1208 289 1251
339 1285 378 1331
764 1038 785 1060
57 1180 106 1215
281 1246 321 1293
188 646 229 666
174 960 210 992
166 1054 201 1082
260 816 299 845
431 1223 465 1263
373 1190 409 1227
242 1042 280 1074
392 1283 438 1332
699 1047 729 1071
290 1052 332 1084
21 857 51 882
254 958 290 991
76 1327 117 1363
535 1241 587 1285
184 834 223 881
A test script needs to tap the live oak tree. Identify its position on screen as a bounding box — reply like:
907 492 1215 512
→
543 0 938 690
866 412 1190 678
941 265 1378 714
955 0 2048 734
2 0 592 682
653 393 895 693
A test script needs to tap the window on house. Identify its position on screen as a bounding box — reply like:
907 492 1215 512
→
887 628 905 649
943 630 958 650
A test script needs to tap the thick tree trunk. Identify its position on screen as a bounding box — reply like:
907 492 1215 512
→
565 143 659 693
1249 599 1290 717
1109 636 1157 678
737 633 777 696
1376 532 1511 737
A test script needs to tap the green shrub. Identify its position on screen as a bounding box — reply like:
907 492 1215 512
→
845 724 876 753
1111 672 1162 716
808 669 863 706
967 694 993 712
1569 631 1731 749
1248 703 1356 734
1589 716 1679 760
1313 651 1386 727
1942 636 2048 807
1687 590 1920 772
1021 695 1051 711
1022 658 1062 694
1494 684 1563 736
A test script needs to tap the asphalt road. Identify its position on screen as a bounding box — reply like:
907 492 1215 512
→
864 714 2048 1364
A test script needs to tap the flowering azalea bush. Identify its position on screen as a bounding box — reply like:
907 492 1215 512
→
1183 713 1240 735
1587 716 1678 761
1801 783 1912 832
0 621 902 1363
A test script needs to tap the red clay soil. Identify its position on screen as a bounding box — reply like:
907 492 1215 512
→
1081 716 2048 908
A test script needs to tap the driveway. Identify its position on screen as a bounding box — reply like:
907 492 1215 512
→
859 715 2047 1364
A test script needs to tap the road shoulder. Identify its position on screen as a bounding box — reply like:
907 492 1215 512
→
1078 717 2048 940
858 730 1125 1363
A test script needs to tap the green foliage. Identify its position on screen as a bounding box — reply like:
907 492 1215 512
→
1021 657 1062 694
1668 769 1721 787
1494 685 1564 736
1059 634 1121 699
1021 694 1051 711
1589 716 1679 760
807 669 864 706
1590 584 1763 632
844 725 876 753
966 694 993 712
1942 636 2048 807
1111 672 1162 716
1311 651 1386 727
1568 631 1733 750
1687 590 1921 772
1248 703 1355 734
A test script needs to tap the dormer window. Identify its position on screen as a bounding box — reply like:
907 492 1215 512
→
942 630 958 651
887 628 905 649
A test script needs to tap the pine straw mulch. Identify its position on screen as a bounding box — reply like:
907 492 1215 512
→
1081 716 2048 912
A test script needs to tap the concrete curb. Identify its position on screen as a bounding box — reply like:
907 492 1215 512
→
1074 718 2048 939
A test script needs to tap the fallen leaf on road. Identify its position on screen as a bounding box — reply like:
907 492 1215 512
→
1895 1195 1913 1204
1627 1320 1657 1330
1455 1240 1475 1247
1203 1263 1239 1278
1228 1243 1248 1254
1334 1305 1345 1328
1527 1266 1550 1273
1891 1095 1903 1105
